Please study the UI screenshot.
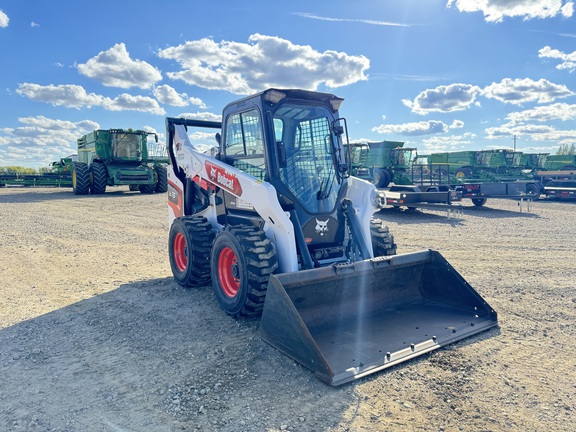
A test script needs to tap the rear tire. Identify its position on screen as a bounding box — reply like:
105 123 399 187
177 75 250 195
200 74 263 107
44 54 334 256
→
168 216 215 287
211 226 278 318
139 183 156 194
72 163 90 195
370 218 397 257
90 163 107 194
155 165 168 193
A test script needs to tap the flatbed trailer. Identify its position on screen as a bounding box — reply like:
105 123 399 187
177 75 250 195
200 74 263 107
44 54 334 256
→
543 179 576 200
383 184 463 218
409 163 543 208
453 180 542 207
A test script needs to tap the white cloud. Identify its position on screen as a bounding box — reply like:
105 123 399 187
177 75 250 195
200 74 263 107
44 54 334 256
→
483 78 573 105
486 122 576 144
16 83 165 115
174 111 222 122
450 120 465 129
153 84 207 108
506 103 576 123
403 83 483 115
78 43 162 89
0 116 99 167
31 22 39 28
372 120 449 136
539 46 576 72
421 132 477 153
447 0 574 22
0 10 8 28
158 34 369 94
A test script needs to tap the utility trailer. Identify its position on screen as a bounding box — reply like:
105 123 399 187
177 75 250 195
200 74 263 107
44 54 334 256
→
543 180 576 200
384 184 463 216
410 163 543 208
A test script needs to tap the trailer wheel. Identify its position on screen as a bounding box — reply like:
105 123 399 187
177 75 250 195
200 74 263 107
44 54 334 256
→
155 165 168 193
169 216 214 287
90 163 107 194
373 169 391 188
72 163 90 195
370 218 397 257
211 226 278 318
471 198 487 207
526 183 540 199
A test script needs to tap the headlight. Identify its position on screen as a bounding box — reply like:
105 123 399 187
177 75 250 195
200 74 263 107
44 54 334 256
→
370 189 387 209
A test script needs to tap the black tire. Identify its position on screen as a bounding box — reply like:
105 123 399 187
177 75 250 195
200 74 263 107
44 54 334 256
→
90 163 107 194
129 184 139 191
155 165 168 193
455 167 472 179
373 169 391 188
169 216 215 287
526 183 540 199
211 226 278 318
72 162 90 195
139 183 156 194
471 198 487 207
370 218 397 257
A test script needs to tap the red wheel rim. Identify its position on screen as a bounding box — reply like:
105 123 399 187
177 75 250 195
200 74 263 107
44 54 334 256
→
173 232 188 272
218 246 240 298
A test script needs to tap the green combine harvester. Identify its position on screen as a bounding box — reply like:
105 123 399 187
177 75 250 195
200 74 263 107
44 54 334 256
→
73 128 168 195
348 140 415 187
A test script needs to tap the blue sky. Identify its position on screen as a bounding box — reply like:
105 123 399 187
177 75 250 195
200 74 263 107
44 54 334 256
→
1 0 575 168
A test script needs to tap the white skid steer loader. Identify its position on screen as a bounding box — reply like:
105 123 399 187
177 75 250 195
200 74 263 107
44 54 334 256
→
165 89 498 386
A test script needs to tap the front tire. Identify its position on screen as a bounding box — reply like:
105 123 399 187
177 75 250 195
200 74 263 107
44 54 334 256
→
90 163 107 194
72 163 90 195
169 216 215 287
211 226 278 318
373 169 391 188
370 218 397 257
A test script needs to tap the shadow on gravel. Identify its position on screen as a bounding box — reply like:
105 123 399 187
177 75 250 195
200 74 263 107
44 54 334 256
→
461 204 542 219
0 275 503 431
0 188 159 204
0 278 353 431
378 207 466 226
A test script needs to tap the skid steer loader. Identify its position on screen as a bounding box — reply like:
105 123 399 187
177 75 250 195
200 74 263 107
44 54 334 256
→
166 89 497 386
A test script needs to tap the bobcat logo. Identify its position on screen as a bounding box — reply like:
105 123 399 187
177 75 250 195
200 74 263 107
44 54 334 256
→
210 166 217 179
315 219 329 236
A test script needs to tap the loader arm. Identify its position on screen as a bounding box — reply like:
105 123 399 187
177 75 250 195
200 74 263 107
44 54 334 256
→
166 117 299 273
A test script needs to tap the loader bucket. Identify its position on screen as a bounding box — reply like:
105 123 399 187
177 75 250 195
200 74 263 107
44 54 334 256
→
260 249 498 386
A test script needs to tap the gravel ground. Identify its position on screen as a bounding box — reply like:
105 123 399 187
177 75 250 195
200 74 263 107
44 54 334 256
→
0 187 574 432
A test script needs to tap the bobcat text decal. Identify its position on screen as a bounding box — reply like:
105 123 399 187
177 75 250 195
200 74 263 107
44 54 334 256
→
205 160 243 196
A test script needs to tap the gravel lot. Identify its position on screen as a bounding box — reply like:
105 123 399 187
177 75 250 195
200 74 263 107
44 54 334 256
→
0 187 574 432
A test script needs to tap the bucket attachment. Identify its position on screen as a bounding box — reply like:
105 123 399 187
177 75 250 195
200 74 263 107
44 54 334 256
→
260 249 498 386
